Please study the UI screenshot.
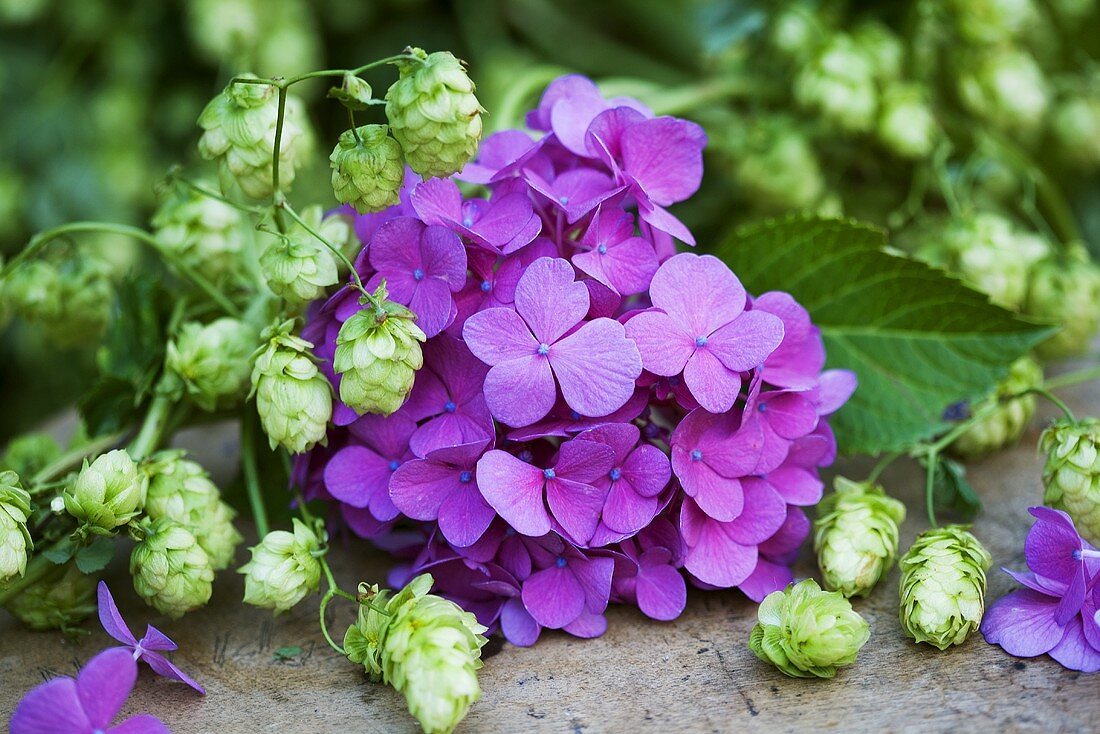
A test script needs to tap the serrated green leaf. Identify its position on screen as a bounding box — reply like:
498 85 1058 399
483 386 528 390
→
74 536 114 574
930 457 982 522
714 215 1054 454
43 537 76 564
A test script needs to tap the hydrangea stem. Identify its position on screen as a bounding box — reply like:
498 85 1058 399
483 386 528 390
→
240 412 270 539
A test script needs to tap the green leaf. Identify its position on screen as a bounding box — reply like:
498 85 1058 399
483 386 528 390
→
715 215 1054 454
930 457 982 522
43 536 76 564
273 645 303 661
74 536 115 574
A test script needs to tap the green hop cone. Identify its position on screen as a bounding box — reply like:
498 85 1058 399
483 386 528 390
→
330 125 405 214
813 476 906 598
877 83 938 159
344 574 488 734
1052 87 1100 169
166 318 256 411
1040 419 1100 545
0 471 32 586
794 34 877 133
4 255 113 348
63 449 147 532
130 518 215 618
334 287 426 417
957 47 1049 140
249 320 333 453
947 0 1036 45
1025 244 1100 360
197 74 314 199
238 518 322 612
151 180 246 282
951 355 1042 458
1 432 61 480
4 562 97 632
728 115 825 213
915 212 1050 310
898 525 992 650
852 21 903 82
385 48 483 178
142 452 242 570
259 218 341 306
748 578 869 679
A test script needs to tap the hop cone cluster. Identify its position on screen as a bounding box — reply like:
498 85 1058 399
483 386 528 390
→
0 471 32 586
130 518 215 618
385 48 483 177
250 321 333 454
794 34 877 133
4 255 112 348
334 287 426 416
345 574 488 734
259 207 347 305
898 525 991 650
151 180 245 282
1026 244 1100 360
951 355 1042 458
748 578 869 678
813 476 906 597
198 74 314 199
1041 419 1100 545
1 433 61 478
330 125 405 213
63 449 147 532
166 318 256 411
4 562 96 632
238 518 321 612
142 452 242 570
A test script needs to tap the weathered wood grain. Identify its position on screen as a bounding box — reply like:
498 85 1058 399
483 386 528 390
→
3 377 1100 733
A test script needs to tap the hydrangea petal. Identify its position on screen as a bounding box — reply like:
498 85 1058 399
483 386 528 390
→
737 558 793 602
463 307 539 364
476 450 552 536
1048 617 1100 673
635 562 687 621
522 566 586 628
10 678 91 734
482 354 556 427
501 597 541 647
680 499 758 587
514 257 590 344
97 582 137 646
324 446 394 508
546 477 605 544
620 117 706 206
76 648 136 729
649 253 745 338
550 318 642 418
389 459 456 520
624 311 694 376
438 485 496 548
683 349 742 414
981 588 1065 657
706 311 785 373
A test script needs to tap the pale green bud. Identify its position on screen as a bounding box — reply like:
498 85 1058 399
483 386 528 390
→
63 450 146 531
814 477 906 598
386 49 483 178
1052 94 1100 169
259 230 339 305
4 562 96 632
729 115 824 213
142 452 242 570
330 125 405 214
1040 418 1100 545
185 0 261 64
344 574 488 734
1 432 61 478
948 0 1036 45
4 255 113 348
852 21 903 82
951 355 1042 458
239 518 322 612
166 318 256 411
151 180 246 282
877 83 938 159
130 518 214 618
768 4 825 62
958 47 1049 139
250 321 333 453
794 34 877 133
197 75 314 199
898 525 992 650
748 578 869 679
916 213 1050 310
1026 244 1100 359
334 291 426 416
0 472 32 587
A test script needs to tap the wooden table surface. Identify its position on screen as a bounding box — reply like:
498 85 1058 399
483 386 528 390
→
3 375 1100 733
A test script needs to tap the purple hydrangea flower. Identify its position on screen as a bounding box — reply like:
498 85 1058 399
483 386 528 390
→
506 389 648 442
527 74 652 157
575 423 671 538
612 517 687 621
402 336 493 457
98 582 204 693
10 648 168 734
390 439 496 548
741 383 820 472
323 412 415 522
751 291 825 390
463 256 642 427
458 129 549 185
366 217 467 337
476 437 614 545
519 533 614 631
525 168 625 225
626 253 784 413
450 238 557 334
981 507 1100 672
410 177 541 254
571 205 659 296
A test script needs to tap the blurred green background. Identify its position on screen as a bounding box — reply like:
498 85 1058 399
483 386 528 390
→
3 0 1099 440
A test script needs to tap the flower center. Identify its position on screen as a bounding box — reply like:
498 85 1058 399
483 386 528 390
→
555 556 567 568
690 449 702 462
388 460 400 471
559 196 569 205
609 468 622 481
459 471 472 484
505 527 516 537
597 244 608 254
570 410 582 421
668 376 680 386
543 468 556 480
480 279 492 293
463 215 474 227
758 403 768 413
443 401 457 413
695 335 708 347
518 450 534 463
537 343 550 356
413 268 425 281
1073 549 1100 560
